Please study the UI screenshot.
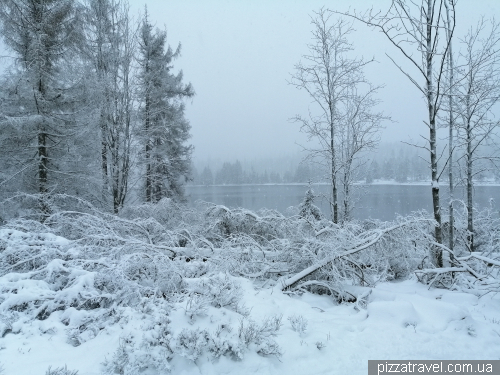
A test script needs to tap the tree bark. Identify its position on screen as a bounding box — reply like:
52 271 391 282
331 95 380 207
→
466 96 474 251
445 0 455 253
426 0 443 266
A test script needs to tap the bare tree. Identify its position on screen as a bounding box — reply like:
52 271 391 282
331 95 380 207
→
336 0 456 266
83 0 136 213
290 8 385 224
454 18 500 252
339 85 386 222
444 0 456 252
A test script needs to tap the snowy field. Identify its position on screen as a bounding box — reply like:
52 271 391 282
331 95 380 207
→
1 278 500 375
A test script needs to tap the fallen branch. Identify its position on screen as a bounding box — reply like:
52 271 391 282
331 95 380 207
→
280 221 413 290
458 253 500 267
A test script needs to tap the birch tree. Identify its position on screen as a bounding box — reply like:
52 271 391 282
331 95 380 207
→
337 0 456 266
444 0 456 252
339 85 386 221
290 8 384 224
455 19 500 252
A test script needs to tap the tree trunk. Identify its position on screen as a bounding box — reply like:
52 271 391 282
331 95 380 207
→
38 123 48 194
37 84 50 217
100 109 108 187
145 127 152 203
427 0 443 266
445 0 454 253
331 117 338 224
466 95 474 251
467 142 473 252
331 142 338 224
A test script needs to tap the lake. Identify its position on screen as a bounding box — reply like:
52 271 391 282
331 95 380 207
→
185 183 500 221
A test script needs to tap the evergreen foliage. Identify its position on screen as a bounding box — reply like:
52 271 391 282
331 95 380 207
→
0 1 195 209
137 11 194 203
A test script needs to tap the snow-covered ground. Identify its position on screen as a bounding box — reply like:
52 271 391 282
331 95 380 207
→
1 199 498 375
2 278 499 375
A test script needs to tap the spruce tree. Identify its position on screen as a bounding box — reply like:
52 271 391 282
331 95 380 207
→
137 12 194 202
0 0 80 213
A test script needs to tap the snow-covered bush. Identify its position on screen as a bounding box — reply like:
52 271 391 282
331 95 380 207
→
183 274 249 322
103 307 282 372
288 314 308 335
174 328 209 361
298 187 322 221
470 205 500 255
2 193 499 373
102 301 174 375
202 204 289 244
237 314 283 356
0 228 70 275
45 366 78 375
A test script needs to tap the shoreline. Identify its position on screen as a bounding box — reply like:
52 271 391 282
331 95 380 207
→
186 180 500 188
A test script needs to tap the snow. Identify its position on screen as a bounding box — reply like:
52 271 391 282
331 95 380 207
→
0 201 498 375
1 278 499 375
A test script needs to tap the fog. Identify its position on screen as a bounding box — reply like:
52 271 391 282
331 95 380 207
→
124 0 500 164
1 1 497 163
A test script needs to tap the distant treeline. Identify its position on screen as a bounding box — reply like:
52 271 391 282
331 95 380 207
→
191 143 500 186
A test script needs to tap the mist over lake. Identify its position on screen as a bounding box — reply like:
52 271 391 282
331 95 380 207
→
186 183 500 221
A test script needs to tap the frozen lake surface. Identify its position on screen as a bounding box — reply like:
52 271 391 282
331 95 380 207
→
186 183 500 221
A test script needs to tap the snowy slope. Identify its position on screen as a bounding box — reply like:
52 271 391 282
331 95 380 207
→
2 278 499 375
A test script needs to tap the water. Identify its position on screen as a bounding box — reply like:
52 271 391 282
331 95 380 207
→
185 183 500 221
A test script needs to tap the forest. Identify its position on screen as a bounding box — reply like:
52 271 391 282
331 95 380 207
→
0 1 499 374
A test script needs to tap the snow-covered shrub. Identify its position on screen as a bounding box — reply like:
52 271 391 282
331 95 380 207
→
0 193 99 224
357 215 435 282
288 314 308 335
102 308 283 372
410 206 500 293
184 293 209 322
205 324 243 360
45 366 78 375
120 198 196 230
237 314 283 357
202 204 288 244
102 336 135 375
63 308 117 346
174 328 209 361
298 187 322 221
469 205 500 255
183 274 244 312
315 341 326 350
0 311 15 338
103 303 174 375
0 229 70 275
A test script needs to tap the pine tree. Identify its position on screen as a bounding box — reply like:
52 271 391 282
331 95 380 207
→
137 11 194 203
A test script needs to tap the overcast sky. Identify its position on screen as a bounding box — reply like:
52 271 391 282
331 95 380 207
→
125 0 500 163
2 1 499 163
